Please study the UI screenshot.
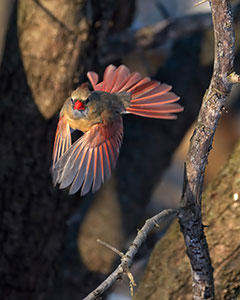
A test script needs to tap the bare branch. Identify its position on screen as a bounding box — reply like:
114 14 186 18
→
178 0 236 299
102 4 240 63
82 209 177 300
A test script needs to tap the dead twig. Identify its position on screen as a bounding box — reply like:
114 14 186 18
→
82 208 177 300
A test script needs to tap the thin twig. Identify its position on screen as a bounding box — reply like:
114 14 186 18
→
82 208 177 300
178 0 235 299
97 239 136 296
194 0 209 7
97 239 124 257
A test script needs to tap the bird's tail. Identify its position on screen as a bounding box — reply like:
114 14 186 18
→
87 64 183 119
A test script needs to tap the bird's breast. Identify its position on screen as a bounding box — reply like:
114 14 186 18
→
66 116 102 133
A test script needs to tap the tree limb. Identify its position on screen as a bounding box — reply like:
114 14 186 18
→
82 209 177 300
178 0 236 299
101 4 240 64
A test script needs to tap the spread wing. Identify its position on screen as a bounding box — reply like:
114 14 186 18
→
52 116 123 196
52 116 72 165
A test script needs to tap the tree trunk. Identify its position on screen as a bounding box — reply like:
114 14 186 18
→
134 141 240 300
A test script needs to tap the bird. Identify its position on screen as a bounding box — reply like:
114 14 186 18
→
52 64 183 196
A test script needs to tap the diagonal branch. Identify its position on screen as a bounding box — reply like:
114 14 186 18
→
178 0 237 299
101 4 240 64
82 209 177 300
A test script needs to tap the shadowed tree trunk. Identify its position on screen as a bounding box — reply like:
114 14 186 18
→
133 141 240 300
0 1 135 299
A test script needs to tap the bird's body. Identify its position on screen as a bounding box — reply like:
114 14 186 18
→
61 89 129 132
52 64 183 196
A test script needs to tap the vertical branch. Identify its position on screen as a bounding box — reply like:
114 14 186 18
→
178 0 236 299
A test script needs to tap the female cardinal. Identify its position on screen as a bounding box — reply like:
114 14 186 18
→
52 64 183 196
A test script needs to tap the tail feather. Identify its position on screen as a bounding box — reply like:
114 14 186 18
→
131 93 179 105
87 71 99 89
129 103 183 112
87 64 183 119
131 84 172 100
126 109 178 119
109 65 130 93
131 81 159 98
117 72 143 93
102 65 117 92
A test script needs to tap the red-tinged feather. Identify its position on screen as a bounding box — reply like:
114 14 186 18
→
52 116 123 195
130 103 183 113
103 65 117 92
52 116 72 165
125 76 150 92
106 70 120 92
92 148 100 193
87 71 99 89
111 136 121 158
95 82 103 91
126 109 178 119
53 134 61 164
116 72 142 92
102 143 111 180
130 96 178 106
127 104 183 113
106 140 116 168
131 84 172 100
131 81 160 98
99 145 105 183
110 65 131 93
69 151 89 195
81 148 94 196
107 140 118 166
59 146 86 189
131 93 179 105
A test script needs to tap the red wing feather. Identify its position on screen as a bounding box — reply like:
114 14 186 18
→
52 116 123 196
52 116 72 165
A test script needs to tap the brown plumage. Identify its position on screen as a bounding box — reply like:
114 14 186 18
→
52 64 183 196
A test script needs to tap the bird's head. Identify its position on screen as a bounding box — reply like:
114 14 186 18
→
64 83 92 119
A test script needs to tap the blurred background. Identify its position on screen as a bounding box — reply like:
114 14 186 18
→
1 0 240 300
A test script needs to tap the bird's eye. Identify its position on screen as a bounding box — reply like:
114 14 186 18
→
74 100 85 111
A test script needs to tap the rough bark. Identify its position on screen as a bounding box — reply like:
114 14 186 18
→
133 141 240 300
176 0 236 298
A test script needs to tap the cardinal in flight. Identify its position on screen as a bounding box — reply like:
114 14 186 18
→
52 64 183 196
